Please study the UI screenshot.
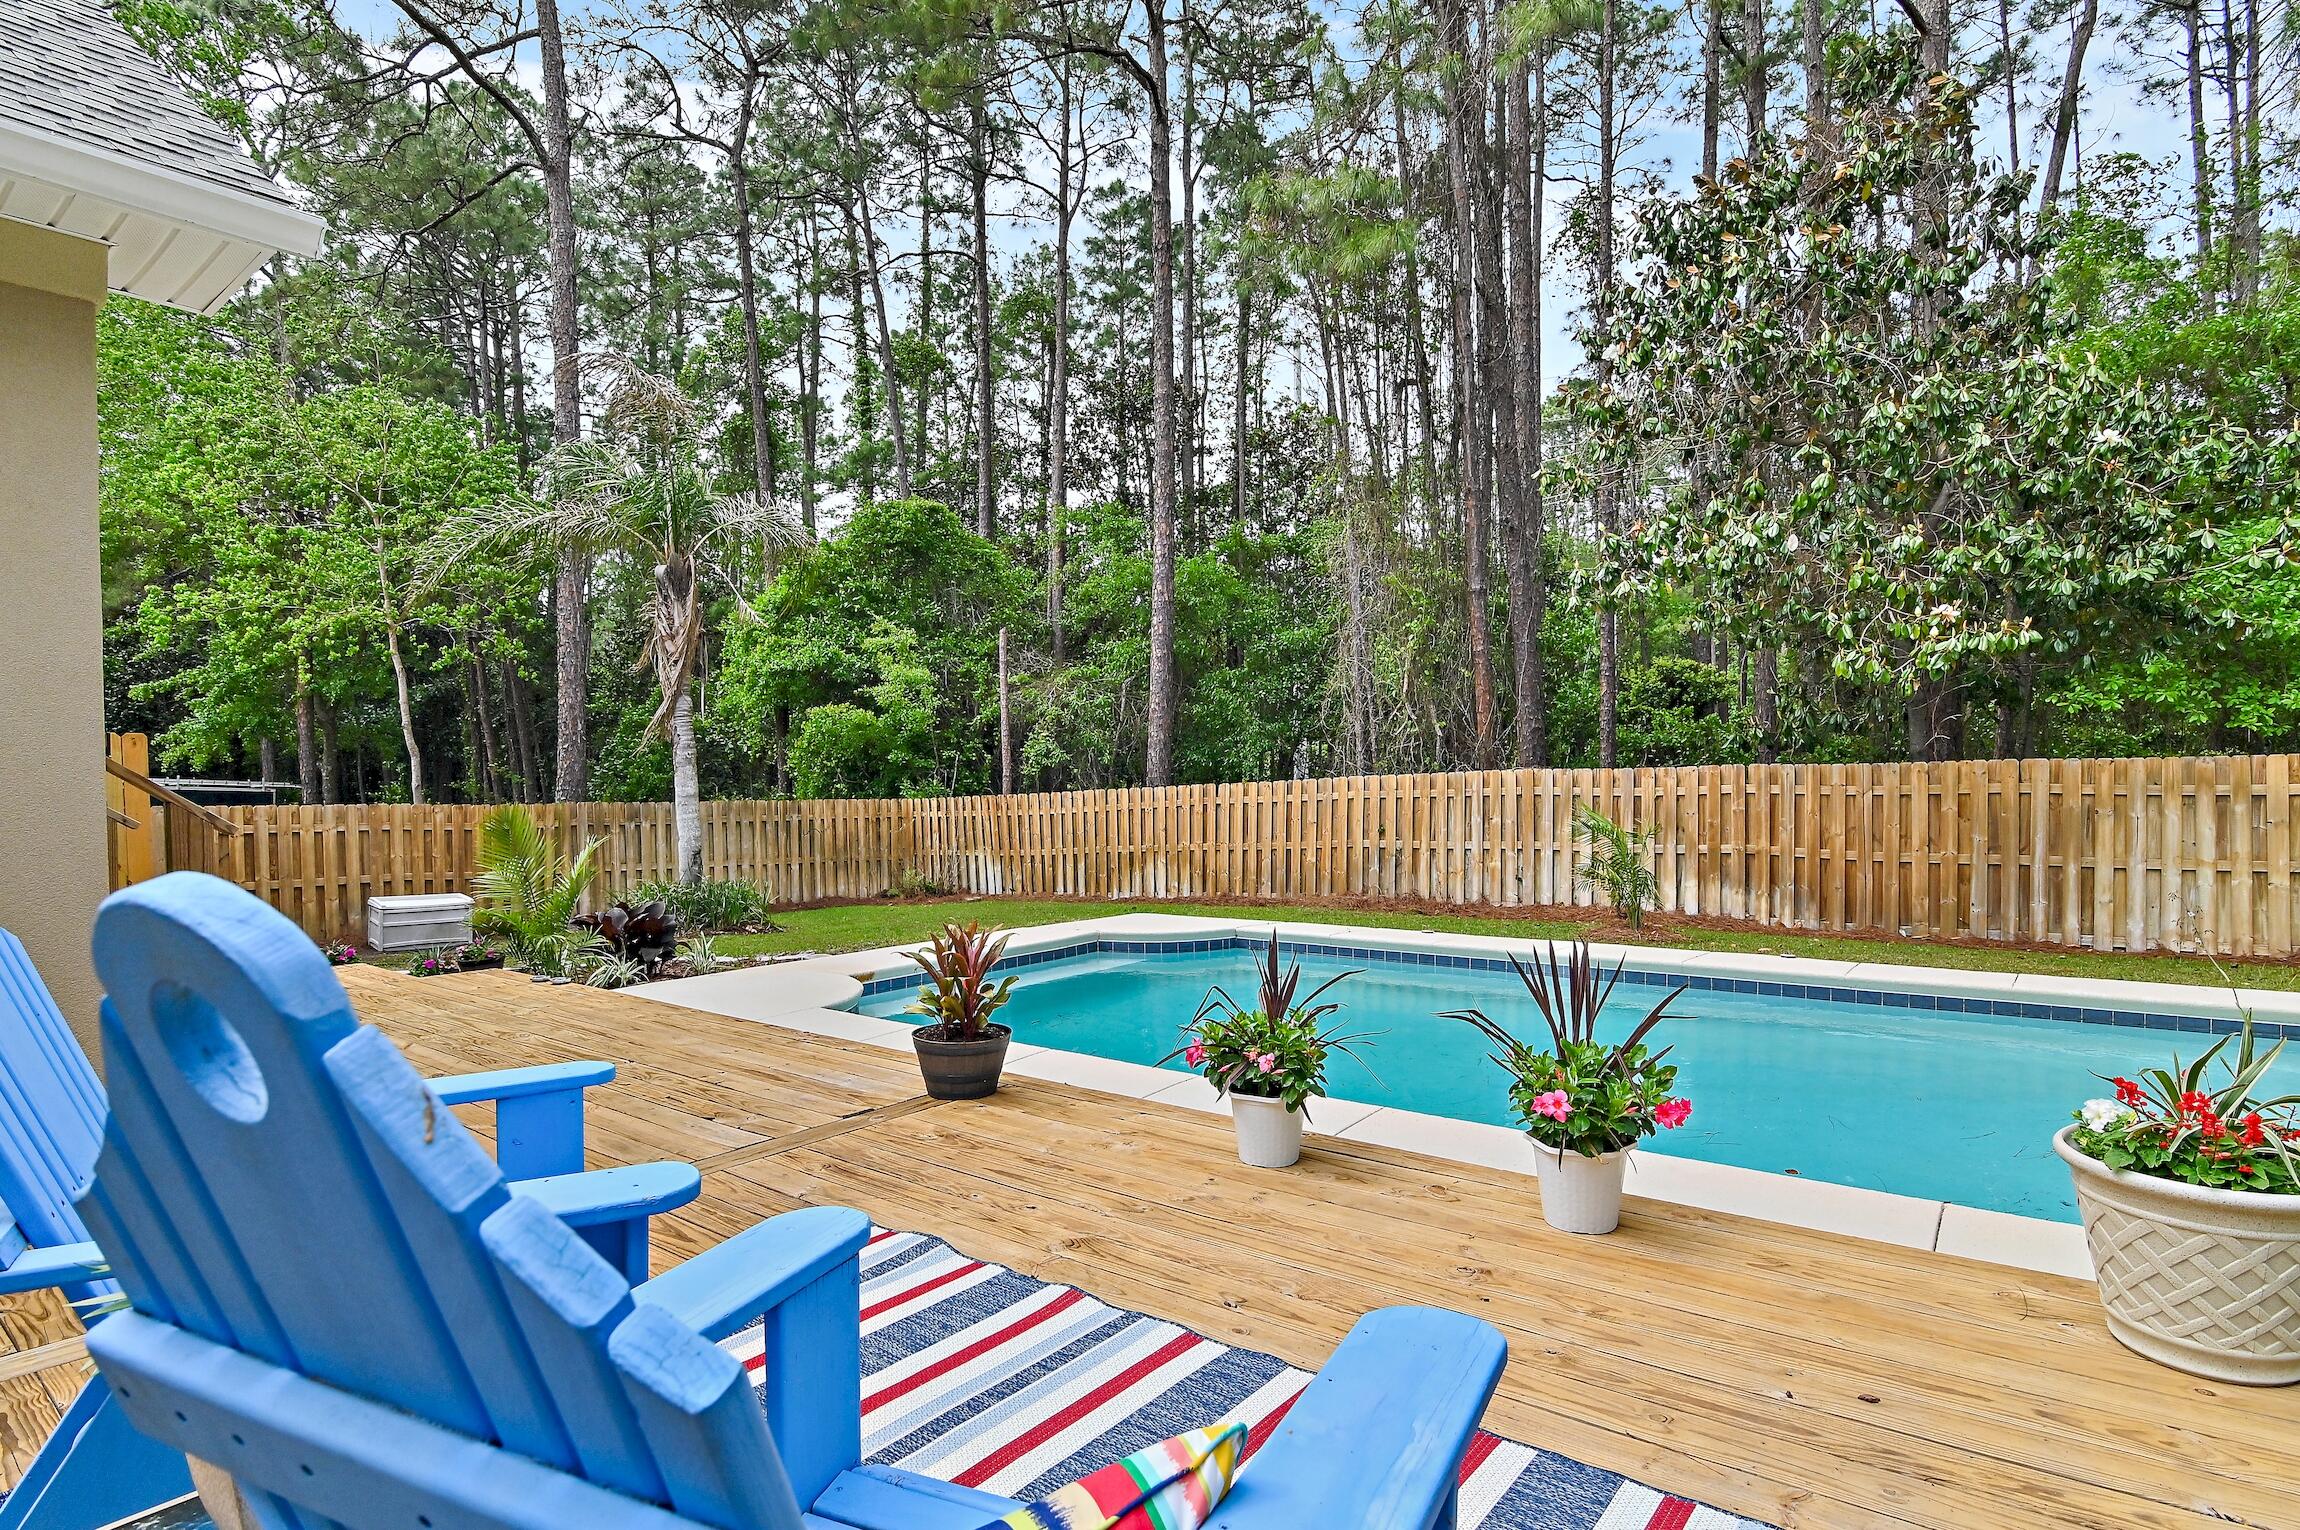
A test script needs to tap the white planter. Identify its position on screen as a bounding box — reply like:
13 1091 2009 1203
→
1532 1143 1631 1234
2055 1127 2300 1385
1231 1094 1304 1168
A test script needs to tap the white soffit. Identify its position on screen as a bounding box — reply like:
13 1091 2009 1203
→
0 118 322 314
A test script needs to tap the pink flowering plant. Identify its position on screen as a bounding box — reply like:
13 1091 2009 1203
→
1164 931 1376 1114
322 943 358 967
2069 1009 2297 1194
1444 941 1694 1158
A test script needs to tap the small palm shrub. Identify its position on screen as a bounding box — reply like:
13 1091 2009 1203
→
906 922 1017 1041
1572 805 1659 930
471 805 600 969
632 878 779 933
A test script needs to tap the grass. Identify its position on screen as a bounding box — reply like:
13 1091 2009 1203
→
711 896 2300 993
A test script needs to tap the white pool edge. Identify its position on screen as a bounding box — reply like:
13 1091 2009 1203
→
630 912 2116 1281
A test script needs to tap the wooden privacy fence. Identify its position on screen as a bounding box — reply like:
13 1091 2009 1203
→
165 756 2300 957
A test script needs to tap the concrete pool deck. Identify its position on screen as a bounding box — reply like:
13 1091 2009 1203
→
612 910 2300 1281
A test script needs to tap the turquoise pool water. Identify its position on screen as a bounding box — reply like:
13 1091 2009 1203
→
861 946 2293 1221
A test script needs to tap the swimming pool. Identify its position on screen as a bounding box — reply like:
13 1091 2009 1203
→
858 938 2295 1222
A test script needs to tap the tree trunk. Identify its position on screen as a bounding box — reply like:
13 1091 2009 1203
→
1143 0 1182 787
1441 0 1498 767
294 662 321 803
854 184 915 498
670 686 702 882
801 212 823 529
1703 0 1723 177
973 93 997 538
319 707 340 805
1178 0 1199 530
1049 61 1076 662
1804 0 1828 134
2183 2 2215 307
536 0 588 803
1596 0 1620 769
997 626 1015 792
1507 48 1548 767
730 106 775 506
384 618 426 805
1394 77 1438 499
2037 0 2101 220
1742 0 1765 148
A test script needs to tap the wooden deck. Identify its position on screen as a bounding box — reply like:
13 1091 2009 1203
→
7 966 2297 1527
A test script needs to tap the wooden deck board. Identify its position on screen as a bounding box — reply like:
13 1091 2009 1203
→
3 966 2293 1528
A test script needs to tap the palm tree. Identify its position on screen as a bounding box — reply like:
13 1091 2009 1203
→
442 355 806 882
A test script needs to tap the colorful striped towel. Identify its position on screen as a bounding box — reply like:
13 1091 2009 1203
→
978 1420 1247 1529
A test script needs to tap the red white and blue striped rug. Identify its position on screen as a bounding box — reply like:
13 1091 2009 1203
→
718 1228 1773 1530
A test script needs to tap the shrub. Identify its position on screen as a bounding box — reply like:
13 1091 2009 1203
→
880 866 950 900
1572 805 1659 930
1445 941 1694 1158
571 899 681 975
472 805 600 967
633 877 779 932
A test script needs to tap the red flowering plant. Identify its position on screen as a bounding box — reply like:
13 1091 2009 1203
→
2070 1009 2297 1194
1444 941 1694 1160
1164 931 1376 1114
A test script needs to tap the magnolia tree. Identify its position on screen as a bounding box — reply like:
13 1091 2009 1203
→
1569 34 2300 762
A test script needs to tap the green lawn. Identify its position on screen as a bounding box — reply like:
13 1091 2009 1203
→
713 897 2300 993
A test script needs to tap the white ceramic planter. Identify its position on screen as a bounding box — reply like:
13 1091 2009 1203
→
1532 1143 1631 1234
2055 1127 2300 1385
1231 1094 1304 1168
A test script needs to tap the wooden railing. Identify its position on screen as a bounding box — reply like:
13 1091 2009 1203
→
164 756 2300 957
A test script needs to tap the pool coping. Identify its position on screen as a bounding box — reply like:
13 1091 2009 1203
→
623 910 2279 1282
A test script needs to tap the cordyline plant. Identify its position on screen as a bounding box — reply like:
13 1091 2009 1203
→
1164 932 1377 1113
1445 942 1694 1159
906 922 1017 1041
2071 1008 2298 1194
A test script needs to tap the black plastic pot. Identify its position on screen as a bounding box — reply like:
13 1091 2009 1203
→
457 955 506 972
911 1023 1012 1100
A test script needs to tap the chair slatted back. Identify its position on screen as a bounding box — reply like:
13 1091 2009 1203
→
79 874 805 1530
0 929 108 1249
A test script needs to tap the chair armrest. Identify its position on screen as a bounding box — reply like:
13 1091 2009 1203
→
1207 1307 1506 1530
429 1061 616 1179
0 1238 110 1295
634 1206 871 1342
427 1061 615 1105
510 1162 702 1228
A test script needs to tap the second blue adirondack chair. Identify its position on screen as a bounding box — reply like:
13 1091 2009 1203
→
77 872 1509 1530
0 919 705 1530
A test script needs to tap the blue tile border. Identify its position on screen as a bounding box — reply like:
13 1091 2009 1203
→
853 934 2295 1040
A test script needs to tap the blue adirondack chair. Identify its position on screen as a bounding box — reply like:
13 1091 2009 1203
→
77 872 1508 1530
0 916 704 1530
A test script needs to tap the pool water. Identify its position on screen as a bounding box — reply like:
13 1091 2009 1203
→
861 947 2292 1221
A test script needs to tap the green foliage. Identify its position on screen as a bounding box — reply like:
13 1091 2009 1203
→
632 878 780 932
1445 943 1693 1156
1572 806 1659 929
1169 933 1374 1112
2070 1010 2299 1194
904 922 1017 1041
470 805 599 969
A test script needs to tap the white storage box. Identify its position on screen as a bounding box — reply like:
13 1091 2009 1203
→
365 893 474 953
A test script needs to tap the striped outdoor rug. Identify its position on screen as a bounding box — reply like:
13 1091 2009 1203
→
718 1228 1773 1530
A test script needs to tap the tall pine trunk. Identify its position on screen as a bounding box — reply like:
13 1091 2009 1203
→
537 0 588 802
1143 0 1182 787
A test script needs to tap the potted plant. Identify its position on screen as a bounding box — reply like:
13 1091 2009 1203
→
2057 1007 2298 1385
905 922 1018 1100
1167 932 1371 1168
1445 941 1694 1234
453 940 505 972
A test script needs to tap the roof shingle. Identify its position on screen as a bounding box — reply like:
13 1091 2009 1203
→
0 0 297 210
